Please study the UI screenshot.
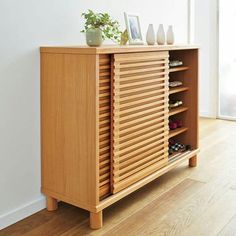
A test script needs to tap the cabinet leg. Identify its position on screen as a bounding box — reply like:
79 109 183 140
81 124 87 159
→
46 196 58 211
90 211 103 229
189 155 197 167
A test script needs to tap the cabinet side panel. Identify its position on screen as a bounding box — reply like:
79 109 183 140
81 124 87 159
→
41 53 99 209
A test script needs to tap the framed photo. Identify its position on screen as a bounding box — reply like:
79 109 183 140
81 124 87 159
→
124 12 144 45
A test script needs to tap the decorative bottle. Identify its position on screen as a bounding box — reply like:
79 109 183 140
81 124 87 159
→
167 25 174 45
156 24 165 45
146 24 155 45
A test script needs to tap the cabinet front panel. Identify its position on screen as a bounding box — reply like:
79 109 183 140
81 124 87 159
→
99 54 112 199
111 52 169 193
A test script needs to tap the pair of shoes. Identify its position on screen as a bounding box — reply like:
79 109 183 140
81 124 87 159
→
169 139 185 155
169 81 183 88
169 100 183 109
169 120 183 130
169 60 183 67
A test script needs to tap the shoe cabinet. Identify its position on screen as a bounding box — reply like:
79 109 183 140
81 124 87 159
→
40 45 199 229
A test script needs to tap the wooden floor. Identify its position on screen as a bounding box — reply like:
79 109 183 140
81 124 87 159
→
2 118 236 236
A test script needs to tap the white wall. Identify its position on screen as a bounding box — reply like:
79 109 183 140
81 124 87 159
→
0 0 190 229
195 0 218 118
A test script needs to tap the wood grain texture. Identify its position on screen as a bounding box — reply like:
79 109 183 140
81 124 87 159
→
46 196 58 211
90 211 103 230
41 53 99 210
98 54 111 199
40 45 199 55
4 118 236 236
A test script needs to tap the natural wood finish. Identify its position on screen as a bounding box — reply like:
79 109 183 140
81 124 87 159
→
189 155 197 167
169 66 189 73
169 86 189 94
40 45 199 229
169 49 199 150
40 44 199 55
90 211 103 230
169 106 188 116
111 51 169 193
97 149 199 212
46 196 58 211
41 52 99 211
169 127 188 138
98 54 111 199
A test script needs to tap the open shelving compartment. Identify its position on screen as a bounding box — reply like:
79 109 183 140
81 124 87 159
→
167 49 199 163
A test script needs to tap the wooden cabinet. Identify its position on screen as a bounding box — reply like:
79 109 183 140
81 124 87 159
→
40 45 199 229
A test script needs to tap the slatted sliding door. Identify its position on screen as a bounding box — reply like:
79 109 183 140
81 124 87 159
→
111 51 169 193
99 54 111 199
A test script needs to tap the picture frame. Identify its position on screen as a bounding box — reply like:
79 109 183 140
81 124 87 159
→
124 12 144 45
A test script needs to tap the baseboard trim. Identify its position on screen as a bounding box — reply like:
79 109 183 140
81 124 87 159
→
0 196 46 230
200 111 216 119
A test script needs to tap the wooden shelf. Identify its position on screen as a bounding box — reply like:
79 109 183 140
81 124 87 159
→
169 86 189 95
168 150 192 163
169 127 188 138
169 66 189 73
169 106 188 116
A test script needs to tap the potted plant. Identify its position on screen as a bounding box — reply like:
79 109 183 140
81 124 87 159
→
81 10 122 46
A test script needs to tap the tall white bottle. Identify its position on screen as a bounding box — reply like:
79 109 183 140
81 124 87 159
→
146 24 155 45
167 25 174 45
156 24 165 45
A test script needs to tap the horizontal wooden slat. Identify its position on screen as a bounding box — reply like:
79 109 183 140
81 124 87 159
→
115 60 167 68
99 165 110 175
114 66 168 76
115 90 168 104
114 77 167 89
114 71 168 82
99 178 110 187
114 52 169 63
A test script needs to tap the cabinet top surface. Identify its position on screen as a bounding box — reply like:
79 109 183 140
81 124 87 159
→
40 44 199 54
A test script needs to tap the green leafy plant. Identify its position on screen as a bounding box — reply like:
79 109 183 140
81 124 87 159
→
81 9 122 43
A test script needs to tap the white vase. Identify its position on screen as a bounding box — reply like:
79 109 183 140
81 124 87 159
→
156 24 165 45
146 24 155 45
167 25 174 45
